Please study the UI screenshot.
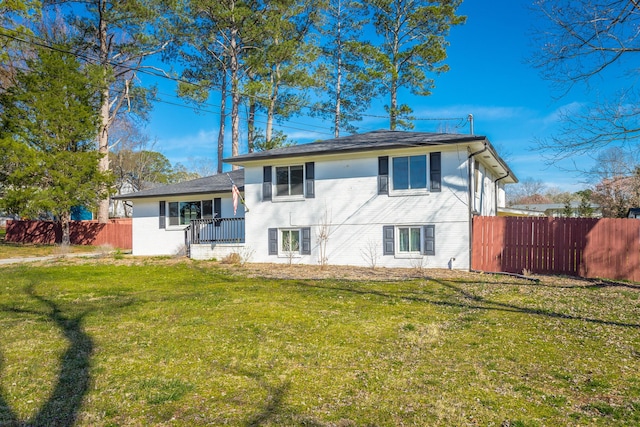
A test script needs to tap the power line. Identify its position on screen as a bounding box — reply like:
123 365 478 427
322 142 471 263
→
0 26 470 137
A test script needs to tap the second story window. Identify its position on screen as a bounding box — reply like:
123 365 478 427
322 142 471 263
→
392 155 427 190
276 165 304 197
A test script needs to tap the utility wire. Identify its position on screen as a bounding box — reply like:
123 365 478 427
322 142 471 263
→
0 26 470 136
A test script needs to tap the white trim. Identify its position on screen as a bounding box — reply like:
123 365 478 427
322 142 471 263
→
272 164 307 200
389 154 430 196
278 228 302 258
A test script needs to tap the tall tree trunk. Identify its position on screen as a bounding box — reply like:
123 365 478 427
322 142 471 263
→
217 70 227 174
230 27 239 169
96 0 110 223
335 60 342 138
334 3 342 138
60 211 71 246
248 97 256 153
266 64 279 143
389 78 397 131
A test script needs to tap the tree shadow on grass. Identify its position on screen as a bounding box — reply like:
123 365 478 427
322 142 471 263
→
293 278 640 330
218 363 292 427
245 379 290 427
0 283 97 427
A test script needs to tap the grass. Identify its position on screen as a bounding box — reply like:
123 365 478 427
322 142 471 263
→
0 260 639 426
0 241 104 259
0 225 105 259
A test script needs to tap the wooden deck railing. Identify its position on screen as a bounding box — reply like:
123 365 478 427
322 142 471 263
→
185 217 245 247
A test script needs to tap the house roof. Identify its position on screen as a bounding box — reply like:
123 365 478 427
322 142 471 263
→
628 207 640 217
226 130 482 161
509 202 601 212
225 130 517 183
112 169 244 200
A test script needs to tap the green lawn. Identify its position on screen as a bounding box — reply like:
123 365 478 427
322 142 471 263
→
0 225 103 259
1 261 639 426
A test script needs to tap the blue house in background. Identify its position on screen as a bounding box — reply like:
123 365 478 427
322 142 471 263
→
71 206 93 221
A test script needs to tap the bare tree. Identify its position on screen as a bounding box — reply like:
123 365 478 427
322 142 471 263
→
589 147 640 217
506 178 549 206
532 0 640 161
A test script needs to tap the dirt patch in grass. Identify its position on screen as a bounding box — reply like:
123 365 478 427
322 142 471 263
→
224 262 604 288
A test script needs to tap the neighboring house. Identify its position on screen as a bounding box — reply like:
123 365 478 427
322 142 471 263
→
111 179 163 218
117 130 517 269
628 208 640 219
507 202 602 218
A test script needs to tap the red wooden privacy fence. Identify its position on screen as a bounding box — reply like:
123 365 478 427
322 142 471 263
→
5 219 132 249
472 216 640 282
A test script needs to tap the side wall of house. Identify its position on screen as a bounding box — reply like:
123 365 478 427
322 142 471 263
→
472 159 500 216
131 193 243 256
243 147 477 269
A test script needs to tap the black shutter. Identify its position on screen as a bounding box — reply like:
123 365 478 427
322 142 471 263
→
268 228 278 255
301 227 311 254
159 201 166 229
214 198 222 227
383 225 394 255
305 162 315 198
430 152 441 192
423 225 435 255
263 166 272 201
378 156 389 195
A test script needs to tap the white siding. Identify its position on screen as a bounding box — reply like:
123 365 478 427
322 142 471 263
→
243 148 475 269
131 194 244 256
473 160 502 216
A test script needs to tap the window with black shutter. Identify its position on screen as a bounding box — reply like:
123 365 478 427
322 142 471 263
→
263 166 272 201
382 225 394 255
430 152 441 192
268 228 278 255
159 201 166 229
305 162 315 198
378 156 389 195
423 225 435 255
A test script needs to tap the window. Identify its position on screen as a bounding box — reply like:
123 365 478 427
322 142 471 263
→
165 199 216 227
382 225 435 256
276 165 304 197
268 227 311 255
384 153 441 194
392 155 427 190
264 163 314 200
281 229 300 252
398 227 422 253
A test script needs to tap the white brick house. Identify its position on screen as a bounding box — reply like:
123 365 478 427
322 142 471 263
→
118 130 517 270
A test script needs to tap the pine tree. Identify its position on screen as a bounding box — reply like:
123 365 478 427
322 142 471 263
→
0 47 112 245
365 0 465 130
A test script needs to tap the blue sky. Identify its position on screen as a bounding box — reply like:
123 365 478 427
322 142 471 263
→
142 0 605 192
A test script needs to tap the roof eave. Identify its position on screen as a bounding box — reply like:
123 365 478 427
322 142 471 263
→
224 135 489 166
112 187 243 200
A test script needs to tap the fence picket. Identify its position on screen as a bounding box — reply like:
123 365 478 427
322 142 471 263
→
6 219 132 249
473 216 640 282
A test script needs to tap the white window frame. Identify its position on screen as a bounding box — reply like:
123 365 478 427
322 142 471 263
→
274 164 305 200
397 226 423 254
280 228 301 257
383 224 435 257
390 154 429 196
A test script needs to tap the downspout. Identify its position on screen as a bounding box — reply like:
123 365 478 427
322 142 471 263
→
494 171 511 216
467 142 489 271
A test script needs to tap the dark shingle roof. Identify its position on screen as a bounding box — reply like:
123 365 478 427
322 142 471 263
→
113 169 244 200
225 130 486 163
